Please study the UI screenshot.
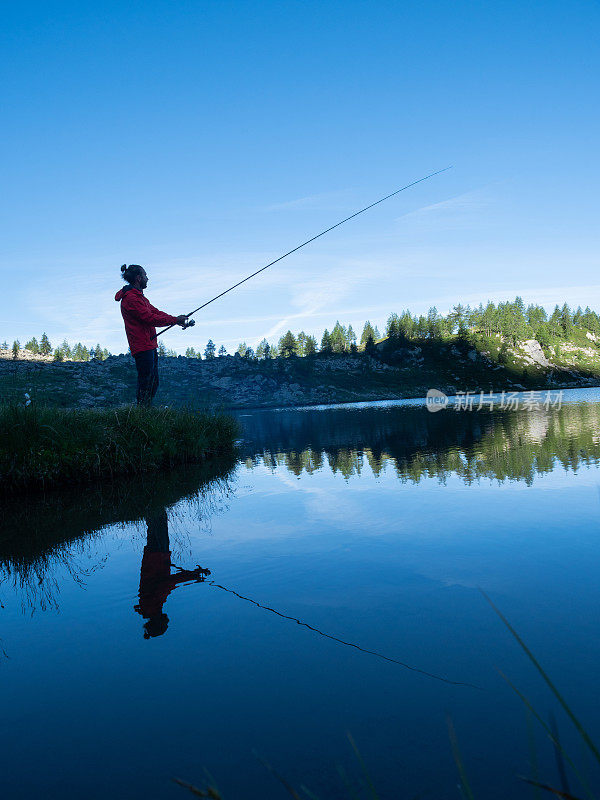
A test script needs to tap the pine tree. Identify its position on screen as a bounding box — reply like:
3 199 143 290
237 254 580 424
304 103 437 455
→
39 332 51 356
513 298 532 341
386 313 400 339
256 339 270 359
397 311 414 340
427 307 442 339
448 304 466 335
94 344 103 360
25 337 39 354
61 339 72 359
236 342 247 357
549 306 562 338
53 346 64 362
278 330 298 357
204 339 216 359
296 331 308 357
526 305 547 337
304 335 317 356
12 340 20 359
364 332 375 352
560 303 573 337
218 345 227 357
360 321 376 348
1 341 8 350
347 325 356 349
320 329 332 353
185 347 196 358
535 322 551 349
415 316 428 338
330 321 347 353
157 341 167 357
480 302 498 337
581 307 600 335
244 347 255 359
102 348 110 360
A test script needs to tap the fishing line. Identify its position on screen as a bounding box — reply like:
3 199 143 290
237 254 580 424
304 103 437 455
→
155 165 453 338
209 580 482 689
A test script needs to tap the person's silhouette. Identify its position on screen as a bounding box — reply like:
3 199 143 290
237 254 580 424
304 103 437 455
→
134 508 210 638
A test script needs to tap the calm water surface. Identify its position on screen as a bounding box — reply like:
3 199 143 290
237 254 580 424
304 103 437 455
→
2 389 600 799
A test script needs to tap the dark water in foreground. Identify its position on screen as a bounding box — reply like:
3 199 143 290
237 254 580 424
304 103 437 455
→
2 390 600 799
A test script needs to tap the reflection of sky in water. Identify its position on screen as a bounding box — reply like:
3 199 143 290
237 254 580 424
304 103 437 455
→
1 393 600 799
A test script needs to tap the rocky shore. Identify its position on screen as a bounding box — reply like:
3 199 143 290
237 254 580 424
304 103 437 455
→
2 338 599 409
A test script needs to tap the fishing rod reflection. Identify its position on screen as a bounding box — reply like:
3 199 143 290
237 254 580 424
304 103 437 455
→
134 508 210 639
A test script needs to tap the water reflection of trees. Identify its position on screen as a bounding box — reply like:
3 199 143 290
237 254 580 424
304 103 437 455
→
0 456 236 611
241 403 600 485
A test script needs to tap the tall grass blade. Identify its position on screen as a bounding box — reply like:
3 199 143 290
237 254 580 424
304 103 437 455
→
336 764 362 800
526 706 542 800
347 732 380 800
446 716 475 800
498 672 595 800
550 712 571 797
300 786 321 800
518 777 584 799
481 590 600 767
255 753 303 799
172 777 222 798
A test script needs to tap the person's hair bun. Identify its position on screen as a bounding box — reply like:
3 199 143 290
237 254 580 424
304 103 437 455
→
120 263 143 284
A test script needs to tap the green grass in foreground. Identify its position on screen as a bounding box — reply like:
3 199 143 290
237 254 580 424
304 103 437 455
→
0 404 239 492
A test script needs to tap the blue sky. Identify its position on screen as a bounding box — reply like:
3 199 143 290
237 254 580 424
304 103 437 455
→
2 0 599 354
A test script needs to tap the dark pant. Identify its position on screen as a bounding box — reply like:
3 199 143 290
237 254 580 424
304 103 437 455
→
146 509 170 552
134 349 159 405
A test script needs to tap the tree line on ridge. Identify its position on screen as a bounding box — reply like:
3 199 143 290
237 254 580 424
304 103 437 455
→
5 298 600 363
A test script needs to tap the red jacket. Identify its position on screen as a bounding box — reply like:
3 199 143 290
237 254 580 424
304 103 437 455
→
115 285 178 355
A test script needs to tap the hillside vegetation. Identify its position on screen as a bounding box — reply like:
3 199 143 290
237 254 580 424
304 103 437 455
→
2 298 600 408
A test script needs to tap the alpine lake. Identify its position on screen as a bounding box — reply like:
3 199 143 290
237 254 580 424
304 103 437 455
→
2 388 600 800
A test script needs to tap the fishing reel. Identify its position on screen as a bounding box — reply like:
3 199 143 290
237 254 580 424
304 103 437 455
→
182 319 196 330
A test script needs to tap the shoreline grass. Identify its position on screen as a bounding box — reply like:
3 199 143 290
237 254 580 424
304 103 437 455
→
0 403 239 493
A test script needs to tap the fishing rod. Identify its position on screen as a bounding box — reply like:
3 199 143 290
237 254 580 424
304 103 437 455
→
155 165 453 338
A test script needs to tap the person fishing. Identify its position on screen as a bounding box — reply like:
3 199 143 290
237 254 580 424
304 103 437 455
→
115 264 188 405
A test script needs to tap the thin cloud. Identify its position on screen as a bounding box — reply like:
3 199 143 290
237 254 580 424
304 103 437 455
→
254 259 383 344
260 189 353 213
395 189 492 230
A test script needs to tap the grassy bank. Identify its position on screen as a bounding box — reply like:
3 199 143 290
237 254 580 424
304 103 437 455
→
0 404 239 493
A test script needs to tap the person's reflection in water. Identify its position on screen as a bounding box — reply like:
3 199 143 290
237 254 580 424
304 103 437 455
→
134 509 210 638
